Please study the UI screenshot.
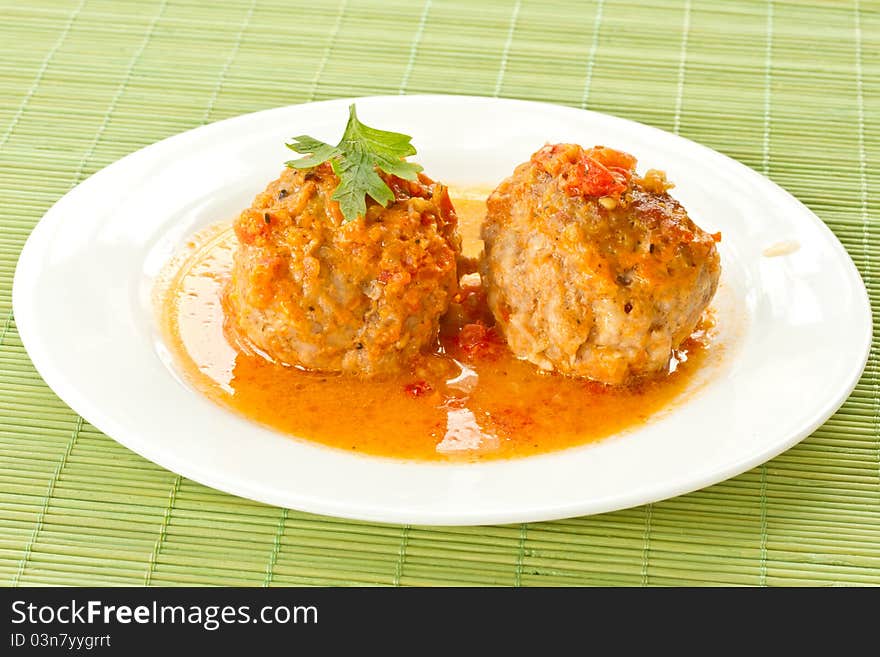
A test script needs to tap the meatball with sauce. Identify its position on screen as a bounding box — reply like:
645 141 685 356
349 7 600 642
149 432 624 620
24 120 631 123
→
481 143 720 385
227 163 461 376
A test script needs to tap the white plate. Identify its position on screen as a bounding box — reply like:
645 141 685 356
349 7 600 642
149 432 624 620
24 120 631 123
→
13 95 871 525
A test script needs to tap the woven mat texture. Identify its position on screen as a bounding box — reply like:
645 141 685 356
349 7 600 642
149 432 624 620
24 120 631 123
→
1 0 878 586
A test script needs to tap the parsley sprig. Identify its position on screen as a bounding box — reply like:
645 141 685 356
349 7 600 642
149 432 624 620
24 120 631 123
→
285 105 423 223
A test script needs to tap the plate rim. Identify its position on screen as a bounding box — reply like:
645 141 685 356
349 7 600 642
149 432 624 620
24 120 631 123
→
12 94 873 525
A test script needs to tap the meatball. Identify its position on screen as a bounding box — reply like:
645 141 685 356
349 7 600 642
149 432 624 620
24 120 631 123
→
227 164 461 376
481 143 720 385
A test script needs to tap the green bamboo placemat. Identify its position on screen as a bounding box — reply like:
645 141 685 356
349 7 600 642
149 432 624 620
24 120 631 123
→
1 0 878 587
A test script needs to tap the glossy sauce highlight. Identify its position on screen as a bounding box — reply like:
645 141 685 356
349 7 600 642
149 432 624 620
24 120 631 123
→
159 191 715 461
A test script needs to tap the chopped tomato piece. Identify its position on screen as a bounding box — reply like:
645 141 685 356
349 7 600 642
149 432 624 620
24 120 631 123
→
564 157 628 198
234 209 273 245
385 174 422 200
586 146 637 172
531 143 636 199
433 184 456 221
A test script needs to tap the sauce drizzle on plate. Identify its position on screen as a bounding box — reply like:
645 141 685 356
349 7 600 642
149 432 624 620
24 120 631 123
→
158 191 716 461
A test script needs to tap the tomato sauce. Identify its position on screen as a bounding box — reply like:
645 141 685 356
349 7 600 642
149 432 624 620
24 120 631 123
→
158 190 715 461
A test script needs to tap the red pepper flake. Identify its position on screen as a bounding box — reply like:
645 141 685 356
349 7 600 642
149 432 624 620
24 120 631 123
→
487 407 535 436
456 322 506 361
404 380 433 398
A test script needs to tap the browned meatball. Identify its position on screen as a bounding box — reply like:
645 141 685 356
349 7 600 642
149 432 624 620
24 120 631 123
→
227 164 461 376
481 144 720 385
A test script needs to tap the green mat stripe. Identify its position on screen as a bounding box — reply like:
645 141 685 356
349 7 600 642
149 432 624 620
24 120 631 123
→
0 0 878 587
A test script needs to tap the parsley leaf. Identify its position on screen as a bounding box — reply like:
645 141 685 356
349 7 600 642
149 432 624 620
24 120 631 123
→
285 105 423 223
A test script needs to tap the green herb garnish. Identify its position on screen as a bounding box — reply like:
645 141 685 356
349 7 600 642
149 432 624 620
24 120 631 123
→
285 104 423 223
